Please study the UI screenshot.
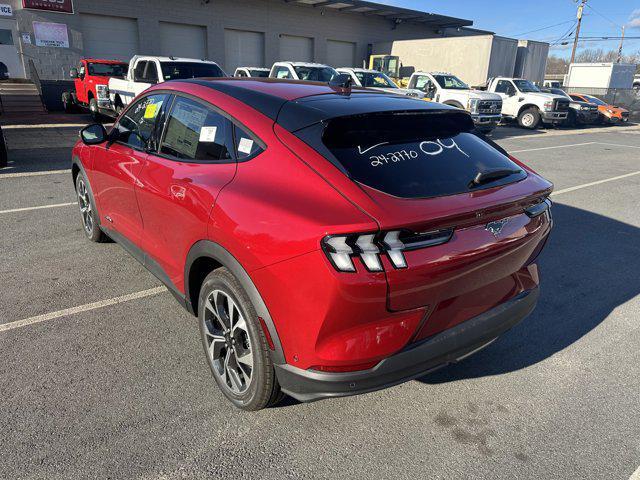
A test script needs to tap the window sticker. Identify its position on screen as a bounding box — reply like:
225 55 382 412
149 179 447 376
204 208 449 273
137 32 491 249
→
199 126 218 142
238 137 254 154
144 103 159 119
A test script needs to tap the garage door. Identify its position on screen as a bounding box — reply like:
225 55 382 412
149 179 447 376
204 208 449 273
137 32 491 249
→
81 14 139 62
159 22 207 60
224 29 265 73
279 35 313 62
326 39 356 68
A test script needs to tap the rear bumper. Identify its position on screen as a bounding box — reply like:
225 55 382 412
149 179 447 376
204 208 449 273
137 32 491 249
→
276 287 539 402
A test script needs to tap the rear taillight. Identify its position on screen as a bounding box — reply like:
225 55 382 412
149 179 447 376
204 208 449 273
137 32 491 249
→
322 229 453 273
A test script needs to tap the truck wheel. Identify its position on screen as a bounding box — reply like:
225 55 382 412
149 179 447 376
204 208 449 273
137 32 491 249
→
89 98 101 121
517 107 540 129
62 91 75 113
565 110 577 128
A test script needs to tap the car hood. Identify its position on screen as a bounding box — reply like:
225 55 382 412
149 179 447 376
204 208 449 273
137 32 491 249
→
369 86 425 98
466 90 502 101
524 92 566 101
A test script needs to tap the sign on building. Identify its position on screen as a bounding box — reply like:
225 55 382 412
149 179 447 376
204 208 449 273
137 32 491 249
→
23 0 74 14
33 21 69 48
0 4 13 16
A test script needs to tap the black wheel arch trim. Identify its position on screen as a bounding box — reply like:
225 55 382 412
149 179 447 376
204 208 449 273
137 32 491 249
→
185 240 286 364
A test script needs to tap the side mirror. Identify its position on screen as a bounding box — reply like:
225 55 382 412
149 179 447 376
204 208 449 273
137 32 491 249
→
80 124 107 145
69 68 78 79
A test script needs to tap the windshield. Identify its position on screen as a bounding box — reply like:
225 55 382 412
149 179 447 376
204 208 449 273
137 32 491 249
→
249 69 269 78
584 95 606 105
320 111 526 199
513 79 540 93
354 71 397 88
293 66 338 82
87 62 127 77
160 62 226 81
433 74 469 90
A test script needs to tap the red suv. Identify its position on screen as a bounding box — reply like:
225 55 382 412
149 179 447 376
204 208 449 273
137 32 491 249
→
72 79 553 410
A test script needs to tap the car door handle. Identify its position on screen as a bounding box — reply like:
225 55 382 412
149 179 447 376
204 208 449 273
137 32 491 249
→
170 185 186 200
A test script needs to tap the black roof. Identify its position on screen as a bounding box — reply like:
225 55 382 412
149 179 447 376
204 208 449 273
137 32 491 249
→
183 78 457 131
285 0 472 28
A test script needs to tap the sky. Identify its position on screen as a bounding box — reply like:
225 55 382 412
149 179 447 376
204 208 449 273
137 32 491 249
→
378 0 640 58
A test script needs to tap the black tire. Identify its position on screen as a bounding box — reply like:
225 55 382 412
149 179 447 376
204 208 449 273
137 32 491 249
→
88 97 101 121
75 172 107 243
198 268 283 411
62 91 75 113
566 110 577 128
0 125 7 169
517 107 540 129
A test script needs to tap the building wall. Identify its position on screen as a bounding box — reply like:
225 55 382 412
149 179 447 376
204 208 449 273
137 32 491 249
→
374 35 496 85
9 0 453 80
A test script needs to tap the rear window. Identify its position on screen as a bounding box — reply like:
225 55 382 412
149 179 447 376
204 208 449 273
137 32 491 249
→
321 111 526 199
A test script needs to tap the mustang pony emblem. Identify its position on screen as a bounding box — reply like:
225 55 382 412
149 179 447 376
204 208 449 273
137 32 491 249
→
485 219 509 237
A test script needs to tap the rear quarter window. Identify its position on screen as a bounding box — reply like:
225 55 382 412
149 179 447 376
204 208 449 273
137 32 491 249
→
320 111 527 199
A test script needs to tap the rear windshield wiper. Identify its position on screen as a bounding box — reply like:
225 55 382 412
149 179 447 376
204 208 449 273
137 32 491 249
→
470 168 522 188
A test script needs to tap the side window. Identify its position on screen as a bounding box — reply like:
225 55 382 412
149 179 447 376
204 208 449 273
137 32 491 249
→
414 76 434 94
79 64 85 77
160 96 233 162
233 125 264 161
275 67 291 79
115 94 169 150
495 80 513 94
144 62 159 83
237 70 247 77
134 61 147 81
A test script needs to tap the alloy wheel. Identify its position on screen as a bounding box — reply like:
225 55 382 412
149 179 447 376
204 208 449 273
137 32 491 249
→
77 178 93 234
202 289 254 394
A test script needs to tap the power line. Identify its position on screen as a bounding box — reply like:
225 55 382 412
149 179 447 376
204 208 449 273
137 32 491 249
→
508 19 577 37
584 3 623 29
550 21 578 45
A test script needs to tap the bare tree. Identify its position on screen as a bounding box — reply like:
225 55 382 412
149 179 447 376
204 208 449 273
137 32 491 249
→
547 49 640 74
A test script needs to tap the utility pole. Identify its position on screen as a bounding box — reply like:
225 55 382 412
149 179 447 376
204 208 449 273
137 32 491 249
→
617 25 625 63
570 0 587 65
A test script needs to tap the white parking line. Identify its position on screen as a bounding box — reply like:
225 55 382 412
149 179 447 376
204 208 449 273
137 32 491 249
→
552 171 640 196
629 465 640 480
509 142 596 153
596 142 640 150
510 141 640 154
0 202 76 214
0 169 71 179
0 287 167 334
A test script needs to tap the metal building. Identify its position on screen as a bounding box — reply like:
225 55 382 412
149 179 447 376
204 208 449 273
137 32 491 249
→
0 0 478 80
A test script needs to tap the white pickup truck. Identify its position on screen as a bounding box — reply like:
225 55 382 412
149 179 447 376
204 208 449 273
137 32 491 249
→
108 56 226 113
480 77 569 129
336 68 425 98
406 72 502 132
269 62 338 82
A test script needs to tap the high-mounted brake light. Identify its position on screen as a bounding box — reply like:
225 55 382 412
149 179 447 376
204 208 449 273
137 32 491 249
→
322 229 453 273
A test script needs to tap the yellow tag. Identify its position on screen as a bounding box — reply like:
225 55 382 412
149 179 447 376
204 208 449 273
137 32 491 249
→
144 103 158 119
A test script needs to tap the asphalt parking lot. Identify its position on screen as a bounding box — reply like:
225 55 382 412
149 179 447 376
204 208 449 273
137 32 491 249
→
1 122 639 479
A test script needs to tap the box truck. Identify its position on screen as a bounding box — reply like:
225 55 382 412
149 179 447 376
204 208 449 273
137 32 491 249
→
565 63 636 89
